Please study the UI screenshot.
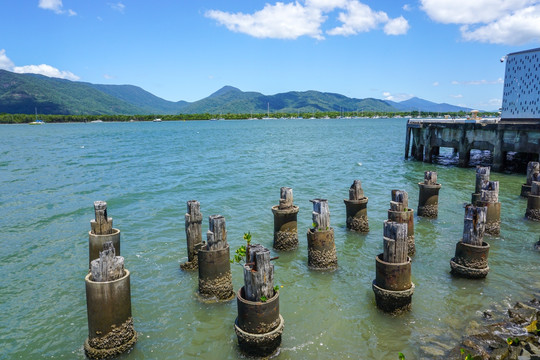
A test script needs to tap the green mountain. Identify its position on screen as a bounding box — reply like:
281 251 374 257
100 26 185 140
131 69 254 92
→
0 70 144 115
0 69 475 116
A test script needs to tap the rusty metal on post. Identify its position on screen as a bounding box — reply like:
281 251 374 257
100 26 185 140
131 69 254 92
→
84 241 137 359
450 204 490 278
307 199 337 270
271 187 299 251
197 215 234 301
344 180 369 232
373 220 414 314
526 181 540 221
417 171 442 218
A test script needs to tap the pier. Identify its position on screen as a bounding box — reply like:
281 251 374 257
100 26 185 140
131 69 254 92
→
405 48 540 172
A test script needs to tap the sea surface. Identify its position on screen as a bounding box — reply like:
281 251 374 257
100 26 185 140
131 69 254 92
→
1 118 539 359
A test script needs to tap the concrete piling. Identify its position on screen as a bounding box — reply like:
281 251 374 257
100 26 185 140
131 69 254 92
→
521 162 540 197
271 187 300 251
388 190 415 256
84 241 137 359
234 244 284 357
450 205 490 278
307 199 337 270
471 166 490 205
417 171 441 218
478 181 501 236
343 180 369 232
526 181 540 221
181 200 203 270
198 215 234 301
372 220 414 313
88 201 120 269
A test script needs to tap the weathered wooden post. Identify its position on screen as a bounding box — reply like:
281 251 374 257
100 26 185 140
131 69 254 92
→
372 220 414 313
234 244 284 357
521 162 540 198
450 205 490 278
343 180 369 232
526 181 540 221
88 201 120 268
197 215 234 301
84 242 137 359
181 200 203 270
417 171 442 218
471 166 490 205
478 181 501 235
271 187 300 251
387 190 415 256
307 199 337 270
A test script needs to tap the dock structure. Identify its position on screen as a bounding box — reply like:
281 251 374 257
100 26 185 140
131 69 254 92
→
405 48 540 172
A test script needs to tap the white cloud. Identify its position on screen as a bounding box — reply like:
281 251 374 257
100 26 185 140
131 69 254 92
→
460 5 540 45
103 74 114 79
450 94 463 98
383 91 414 101
206 0 409 39
403 4 412 11
206 2 325 40
452 78 504 85
0 49 15 70
38 0 76 16
432 81 439 86
420 0 540 45
0 49 79 80
384 16 409 35
109 2 126 13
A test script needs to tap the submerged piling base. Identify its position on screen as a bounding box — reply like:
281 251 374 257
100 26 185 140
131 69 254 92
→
521 184 532 198
84 318 137 360
307 228 337 270
180 256 198 270
372 281 415 314
198 247 234 301
234 315 284 357
450 241 490 279
526 195 540 221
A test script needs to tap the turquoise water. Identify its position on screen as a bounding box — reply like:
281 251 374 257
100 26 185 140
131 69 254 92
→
1 118 539 359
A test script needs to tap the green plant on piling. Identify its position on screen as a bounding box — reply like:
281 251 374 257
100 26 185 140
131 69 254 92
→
260 295 268 302
398 352 405 360
460 348 473 360
230 232 252 264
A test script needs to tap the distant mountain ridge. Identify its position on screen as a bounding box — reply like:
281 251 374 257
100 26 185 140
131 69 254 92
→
0 69 474 115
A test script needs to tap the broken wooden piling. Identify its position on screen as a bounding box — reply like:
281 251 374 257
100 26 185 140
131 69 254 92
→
372 220 414 313
88 201 120 269
271 187 300 251
450 205 490 278
344 180 369 232
478 180 501 235
307 199 337 270
181 200 203 270
526 181 540 221
417 171 442 218
235 243 284 357
197 215 234 301
521 162 540 198
84 241 137 359
387 190 415 256
471 166 490 205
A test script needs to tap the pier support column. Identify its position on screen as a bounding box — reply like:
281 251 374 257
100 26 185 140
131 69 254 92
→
181 200 203 270
450 205 490 278
198 215 234 301
417 171 442 218
271 187 299 251
307 199 337 270
344 180 369 232
492 131 505 172
388 190 415 256
235 244 283 357
372 220 414 313
85 242 137 359
423 127 433 163
478 181 501 236
526 181 540 221
88 201 120 269
521 162 540 198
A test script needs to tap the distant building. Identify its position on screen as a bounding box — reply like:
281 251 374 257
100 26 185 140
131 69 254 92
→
501 47 540 122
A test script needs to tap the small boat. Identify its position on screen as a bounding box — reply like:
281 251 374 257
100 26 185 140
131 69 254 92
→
29 107 45 125
153 118 162 122
90 119 103 123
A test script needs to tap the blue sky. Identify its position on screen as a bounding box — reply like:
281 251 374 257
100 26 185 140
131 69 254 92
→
1 0 539 110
